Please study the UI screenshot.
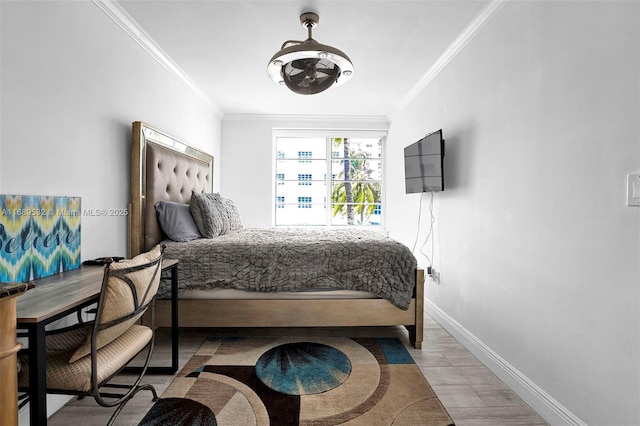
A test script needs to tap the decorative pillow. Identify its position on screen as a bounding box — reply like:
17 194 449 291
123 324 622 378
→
189 191 228 238
68 245 163 363
155 201 201 242
221 197 243 231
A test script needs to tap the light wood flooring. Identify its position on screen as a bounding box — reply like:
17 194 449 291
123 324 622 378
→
44 313 549 426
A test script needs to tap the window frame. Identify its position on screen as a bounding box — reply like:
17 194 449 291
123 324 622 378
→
272 128 388 229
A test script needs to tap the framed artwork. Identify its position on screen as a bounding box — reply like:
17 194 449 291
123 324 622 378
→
0 195 81 282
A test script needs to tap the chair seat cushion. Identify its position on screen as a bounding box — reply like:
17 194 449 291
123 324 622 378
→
19 324 152 392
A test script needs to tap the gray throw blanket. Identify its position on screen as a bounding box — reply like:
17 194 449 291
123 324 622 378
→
160 228 417 309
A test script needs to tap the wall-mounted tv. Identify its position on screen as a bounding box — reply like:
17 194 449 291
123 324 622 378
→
404 129 445 193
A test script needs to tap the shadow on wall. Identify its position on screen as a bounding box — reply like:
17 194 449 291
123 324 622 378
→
441 124 476 192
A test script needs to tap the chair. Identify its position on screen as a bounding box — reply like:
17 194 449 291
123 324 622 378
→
18 245 164 425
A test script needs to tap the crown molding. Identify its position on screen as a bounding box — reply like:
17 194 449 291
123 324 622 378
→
94 0 508 123
223 114 389 125
391 0 510 118
92 0 224 119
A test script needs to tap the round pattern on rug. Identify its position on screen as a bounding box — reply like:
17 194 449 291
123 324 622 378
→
255 342 352 395
138 397 217 426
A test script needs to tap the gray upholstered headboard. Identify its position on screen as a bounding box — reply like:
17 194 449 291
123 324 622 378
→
129 122 213 256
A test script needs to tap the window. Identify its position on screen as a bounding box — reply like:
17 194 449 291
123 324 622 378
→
298 196 312 208
297 151 312 163
297 174 312 185
274 132 384 227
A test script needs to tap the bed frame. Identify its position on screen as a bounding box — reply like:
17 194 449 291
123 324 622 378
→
129 122 424 348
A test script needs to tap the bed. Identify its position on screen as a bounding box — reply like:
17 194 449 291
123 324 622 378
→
128 122 424 348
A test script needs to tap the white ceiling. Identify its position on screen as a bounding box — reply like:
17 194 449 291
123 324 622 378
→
116 0 488 118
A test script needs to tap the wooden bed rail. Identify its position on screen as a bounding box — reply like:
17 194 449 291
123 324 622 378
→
153 268 425 349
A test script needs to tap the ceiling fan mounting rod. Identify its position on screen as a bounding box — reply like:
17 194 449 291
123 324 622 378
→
300 12 319 39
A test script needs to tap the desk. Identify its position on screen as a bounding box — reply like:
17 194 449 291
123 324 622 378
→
16 259 178 426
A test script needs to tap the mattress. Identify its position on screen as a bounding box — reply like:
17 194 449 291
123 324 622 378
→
160 227 417 309
169 288 380 300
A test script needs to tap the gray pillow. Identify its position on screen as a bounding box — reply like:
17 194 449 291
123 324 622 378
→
221 197 243 231
155 201 201 242
189 192 228 238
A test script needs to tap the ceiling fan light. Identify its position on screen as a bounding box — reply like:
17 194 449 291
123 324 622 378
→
267 12 354 95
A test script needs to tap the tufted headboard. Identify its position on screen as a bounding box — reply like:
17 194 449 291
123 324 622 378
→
129 122 213 257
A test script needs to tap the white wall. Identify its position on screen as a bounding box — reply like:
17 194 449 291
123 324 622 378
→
386 2 639 425
4 1 638 425
221 116 388 228
1 1 221 261
0 2 221 423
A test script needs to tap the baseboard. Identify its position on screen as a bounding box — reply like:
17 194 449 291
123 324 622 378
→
424 299 587 426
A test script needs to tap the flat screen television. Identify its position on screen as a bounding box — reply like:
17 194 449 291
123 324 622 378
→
404 129 445 193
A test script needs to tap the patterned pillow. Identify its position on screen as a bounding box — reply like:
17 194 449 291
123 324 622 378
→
189 191 228 238
221 197 243 231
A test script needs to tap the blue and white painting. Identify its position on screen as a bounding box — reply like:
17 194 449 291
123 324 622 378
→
0 195 81 282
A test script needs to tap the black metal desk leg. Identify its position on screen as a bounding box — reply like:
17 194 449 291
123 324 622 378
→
27 323 48 426
170 264 179 372
127 262 179 375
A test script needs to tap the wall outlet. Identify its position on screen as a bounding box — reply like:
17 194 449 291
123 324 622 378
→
429 269 440 284
628 173 640 206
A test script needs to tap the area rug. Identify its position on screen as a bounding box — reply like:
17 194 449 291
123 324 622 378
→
138 336 455 426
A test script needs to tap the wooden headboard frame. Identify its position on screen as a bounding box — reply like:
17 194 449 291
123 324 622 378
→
129 122 214 257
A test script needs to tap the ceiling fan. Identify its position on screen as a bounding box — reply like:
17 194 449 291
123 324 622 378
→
267 12 354 95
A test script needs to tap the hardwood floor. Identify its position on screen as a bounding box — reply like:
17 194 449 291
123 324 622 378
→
45 314 548 426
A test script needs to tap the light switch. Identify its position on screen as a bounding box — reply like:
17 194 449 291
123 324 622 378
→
628 173 640 206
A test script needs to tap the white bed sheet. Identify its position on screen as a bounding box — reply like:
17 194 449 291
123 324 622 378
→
176 288 380 300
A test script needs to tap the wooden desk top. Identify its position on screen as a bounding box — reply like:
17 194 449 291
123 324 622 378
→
16 266 104 324
16 259 178 324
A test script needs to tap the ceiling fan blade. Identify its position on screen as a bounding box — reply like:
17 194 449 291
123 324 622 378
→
290 58 319 71
286 67 304 77
289 62 306 71
312 76 333 86
288 72 307 84
314 68 337 77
